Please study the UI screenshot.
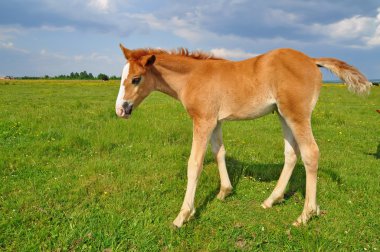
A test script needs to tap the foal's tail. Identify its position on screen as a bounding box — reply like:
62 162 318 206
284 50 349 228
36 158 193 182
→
314 58 372 95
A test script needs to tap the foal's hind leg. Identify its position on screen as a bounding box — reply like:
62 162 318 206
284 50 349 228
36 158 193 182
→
288 120 320 226
210 122 233 200
262 116 299 208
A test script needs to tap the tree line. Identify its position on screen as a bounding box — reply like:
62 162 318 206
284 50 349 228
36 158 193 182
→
18 71 120 81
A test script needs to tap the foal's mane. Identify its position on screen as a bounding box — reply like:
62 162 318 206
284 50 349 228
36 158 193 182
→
129 48 222 61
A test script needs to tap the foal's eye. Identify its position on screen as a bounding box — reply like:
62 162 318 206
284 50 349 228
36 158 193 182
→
132 76 142 85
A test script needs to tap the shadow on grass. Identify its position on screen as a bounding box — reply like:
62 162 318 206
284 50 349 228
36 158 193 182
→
195 155 346 220
320 168 343 185
226 157 306 199
367 143 380 159
195 157 306 218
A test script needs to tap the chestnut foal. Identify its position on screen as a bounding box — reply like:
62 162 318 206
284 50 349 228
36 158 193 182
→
115 44 372 227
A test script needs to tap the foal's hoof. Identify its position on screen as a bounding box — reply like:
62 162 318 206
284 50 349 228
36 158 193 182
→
172 208 195 228
261 195 284 209
261 202 271 209
292 205 320 227
217 186 233 201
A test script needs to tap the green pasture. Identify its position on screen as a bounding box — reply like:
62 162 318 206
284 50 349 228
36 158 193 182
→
0 80 379 251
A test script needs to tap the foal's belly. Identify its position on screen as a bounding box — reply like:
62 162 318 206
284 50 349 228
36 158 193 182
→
218 97 277 121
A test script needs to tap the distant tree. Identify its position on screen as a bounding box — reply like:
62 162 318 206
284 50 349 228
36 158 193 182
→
16 71 115 80
79 71 88 79
97 73 109 81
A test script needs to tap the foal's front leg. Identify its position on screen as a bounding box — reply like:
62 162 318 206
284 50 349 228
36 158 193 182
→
172 119 216 228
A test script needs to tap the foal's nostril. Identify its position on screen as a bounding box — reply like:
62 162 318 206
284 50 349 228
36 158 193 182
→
122 102 131 111
122 102 133 116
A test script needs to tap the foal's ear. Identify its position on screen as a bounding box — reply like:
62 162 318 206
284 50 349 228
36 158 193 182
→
119 43 132 60
142 55 156 67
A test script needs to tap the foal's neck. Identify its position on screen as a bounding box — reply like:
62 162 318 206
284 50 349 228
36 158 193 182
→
152 56 196 100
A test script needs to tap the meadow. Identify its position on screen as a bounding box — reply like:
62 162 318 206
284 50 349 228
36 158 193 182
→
0 79 379 251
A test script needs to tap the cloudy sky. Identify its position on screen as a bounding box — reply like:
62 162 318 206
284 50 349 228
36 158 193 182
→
1 0 380 79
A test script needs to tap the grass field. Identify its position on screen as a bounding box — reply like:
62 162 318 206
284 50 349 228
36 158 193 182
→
1 79 379 251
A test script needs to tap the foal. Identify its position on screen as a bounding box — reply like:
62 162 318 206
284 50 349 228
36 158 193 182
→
115 45 372 227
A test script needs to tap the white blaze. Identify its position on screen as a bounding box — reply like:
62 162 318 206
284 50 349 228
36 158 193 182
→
115 62 130 117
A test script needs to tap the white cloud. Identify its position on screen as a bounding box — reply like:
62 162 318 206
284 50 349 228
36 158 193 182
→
366 9 380 46
311 16 375 40
123 13 204 43
367 26 380 46
33 48 118 76
0 25 25 41
0 24 75 38
128 12 243 45
309 8 380 48
38 0 116 24
0 41 13 49
40 49 112 63
266 9 300 26
0 24 76 55
127 13 166 30
0 26 28 53
86 52 113 63
40 25 76 32
88 0 110 12
210 48 258 59
40 49 69 60
0 41 29 53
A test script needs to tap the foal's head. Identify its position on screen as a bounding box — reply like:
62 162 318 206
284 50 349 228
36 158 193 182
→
116 44 157 119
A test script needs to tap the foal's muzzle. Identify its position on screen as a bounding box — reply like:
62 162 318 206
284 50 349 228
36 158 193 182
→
116 102 133 119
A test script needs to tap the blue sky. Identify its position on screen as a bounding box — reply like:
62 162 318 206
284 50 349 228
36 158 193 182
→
1 0 380 79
